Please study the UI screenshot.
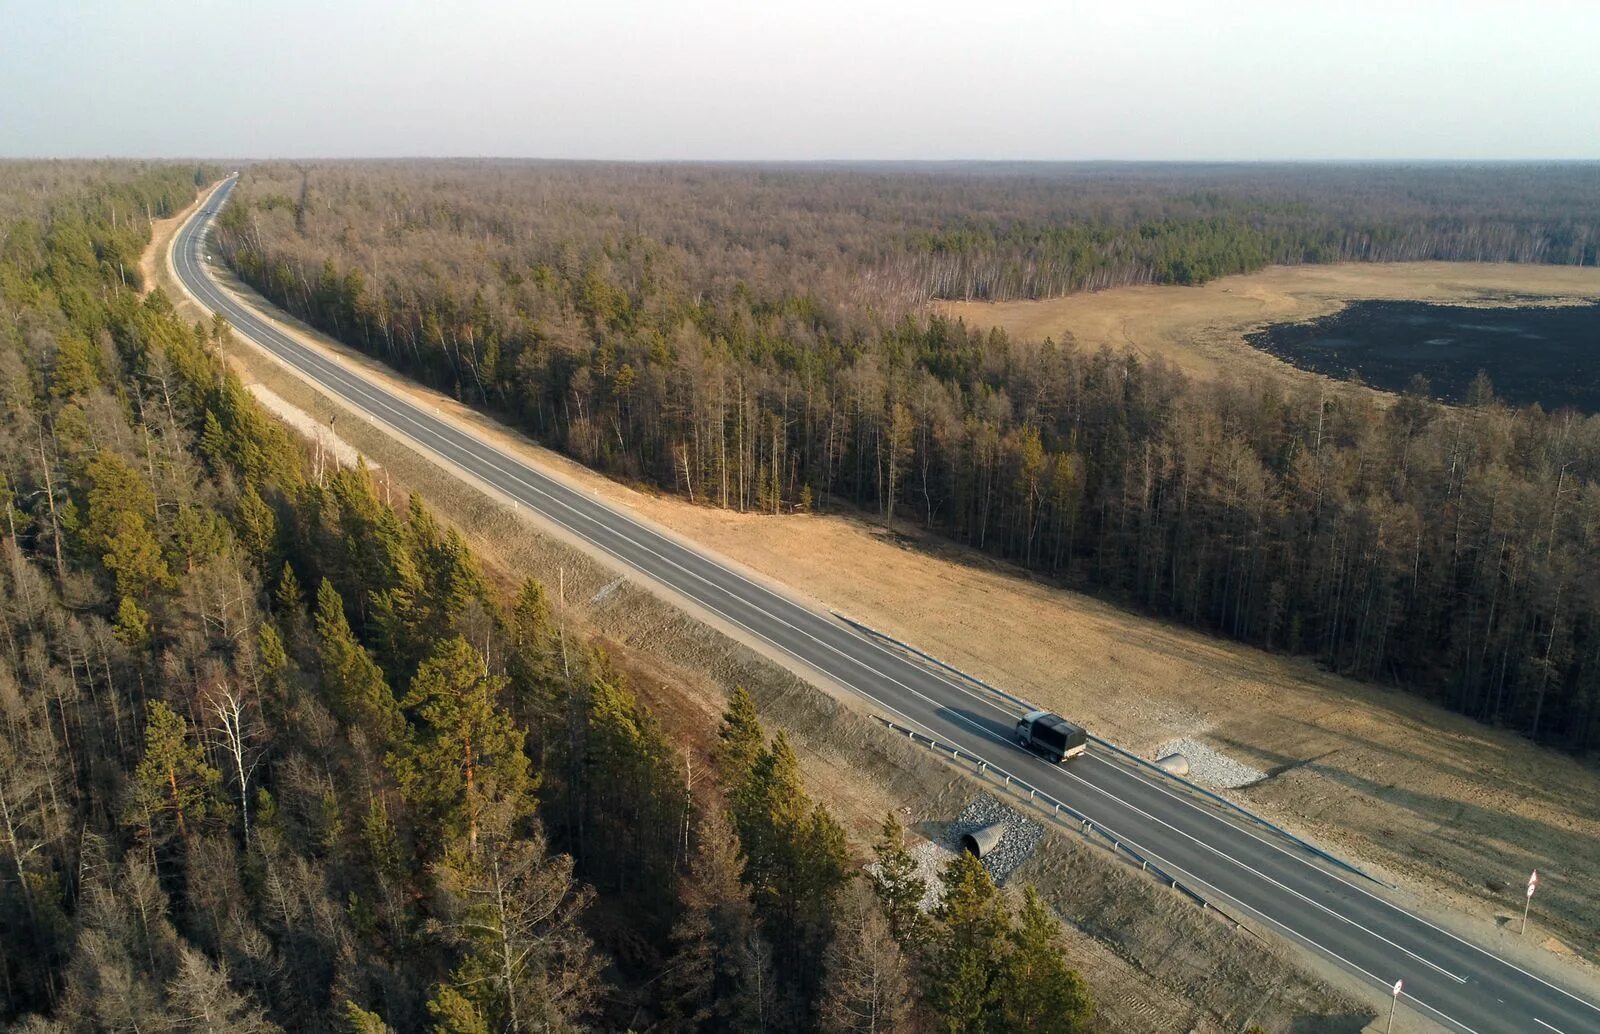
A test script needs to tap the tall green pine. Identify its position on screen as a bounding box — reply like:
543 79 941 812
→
314 578 403 744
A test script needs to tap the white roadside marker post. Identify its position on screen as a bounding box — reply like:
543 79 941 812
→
1522 869 1539 935
1386 978 1402 1033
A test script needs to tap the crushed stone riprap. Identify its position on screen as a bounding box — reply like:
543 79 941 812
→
948 793 1044 886
879 794 1045 914
1154 738 1266 789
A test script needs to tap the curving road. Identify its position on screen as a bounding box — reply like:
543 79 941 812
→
174 176 1599 1034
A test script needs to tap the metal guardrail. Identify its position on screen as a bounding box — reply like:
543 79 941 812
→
835 611 1394 890
871 713 1261 939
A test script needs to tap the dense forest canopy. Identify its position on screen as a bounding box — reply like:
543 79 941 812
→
215 161 1600 754
0 161 1092 1031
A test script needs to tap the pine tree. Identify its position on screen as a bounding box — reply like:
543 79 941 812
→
257 622 288 677
407 500 489 632
235 483 278 566
715 686 763 777
387 636 533 849
999 887 1093 1033
731 731 848 1016
928 852 1010 1033
328 463 419 628
114 594 152 650
663 805 769 1031
314 578 403 743
870 811 930 952
81 449 171 599
506 578 564 739
49 332 101 399
128 702 222 847
425 987 490 1034
343 1001 397 1034
275 562 306 614
579 668 683 897
273 562 312 654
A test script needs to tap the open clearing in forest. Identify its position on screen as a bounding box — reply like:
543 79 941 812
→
152 199 1599 1028
940 261 1600 383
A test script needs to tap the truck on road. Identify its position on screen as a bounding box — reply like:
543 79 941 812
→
1015 710 1088 763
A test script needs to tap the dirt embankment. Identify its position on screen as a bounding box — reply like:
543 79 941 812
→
149 195 1592 1031
940 261 1600 384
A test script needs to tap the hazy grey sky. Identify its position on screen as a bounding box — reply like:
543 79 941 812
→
2 0 1596 160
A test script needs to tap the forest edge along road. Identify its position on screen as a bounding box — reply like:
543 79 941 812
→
172 177 1600 1034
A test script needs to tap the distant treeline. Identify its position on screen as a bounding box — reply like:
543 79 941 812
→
895 162 1600 299
218 160 1600 308
215 161 1600 753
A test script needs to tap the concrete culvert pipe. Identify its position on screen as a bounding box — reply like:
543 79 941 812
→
960 823 1006 858
1156 753 1190 777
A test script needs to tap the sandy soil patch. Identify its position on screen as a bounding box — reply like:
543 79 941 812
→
939 262 1600 383
244 383 371 471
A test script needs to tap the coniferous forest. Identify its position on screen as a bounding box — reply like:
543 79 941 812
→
0 162 1095 1031
212 160 1600 753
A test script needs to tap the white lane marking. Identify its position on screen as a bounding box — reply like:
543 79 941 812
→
1534 1020 1566 1033
1048 760 1467 983
172 194 1559 1031
1079 739 1600 1014
1076 754 1476 966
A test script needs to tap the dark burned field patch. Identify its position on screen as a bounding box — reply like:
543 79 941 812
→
1248 299 1600 411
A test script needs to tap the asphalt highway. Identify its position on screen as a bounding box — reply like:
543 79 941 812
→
174 176 1600 1034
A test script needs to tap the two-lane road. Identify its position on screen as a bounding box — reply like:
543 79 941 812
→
173 176 1600 1034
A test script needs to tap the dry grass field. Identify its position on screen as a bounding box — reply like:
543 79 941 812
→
940 261 1600 382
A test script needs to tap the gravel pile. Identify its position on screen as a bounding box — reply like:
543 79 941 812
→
905 839 959 911
1154 737 1266 789
947 793 1044 886
875 794 1045 914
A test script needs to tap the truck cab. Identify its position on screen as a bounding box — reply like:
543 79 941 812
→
1015 710 1087 763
